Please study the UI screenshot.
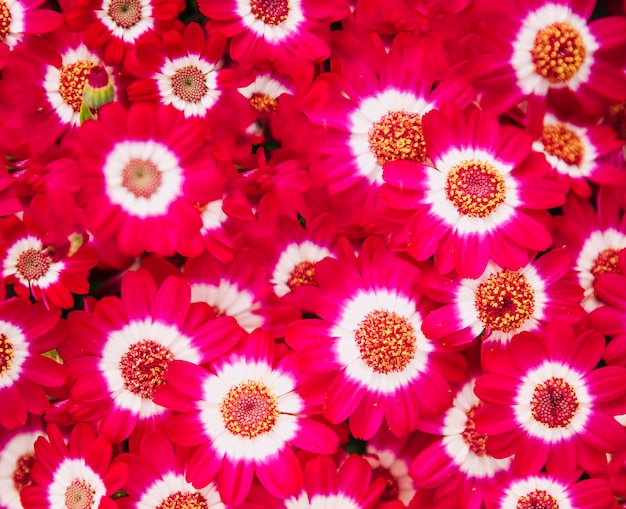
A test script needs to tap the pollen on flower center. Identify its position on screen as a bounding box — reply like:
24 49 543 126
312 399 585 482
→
474 270 535 333
17 248 52 282
119 339 174 399
157 491 209 509
530 377 580 428
531 21 586 84
0 0 12 42
121 158 163 198
59 60 98 112
171 66 208 104
445 159 506 217
371 466 400 502
0 333 14 376
219 379 279 438
591 248 621 278
249 92 278 114
516 489 560 509
64 478 95 509
368 110 427 166
287 260 317 291
250 0 290 25
354 309 417 374
107 0 142 29
541 123 584 166
462 406 487 456
12 453 35 492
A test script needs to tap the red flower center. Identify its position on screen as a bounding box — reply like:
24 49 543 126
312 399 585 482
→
368 110 427 166
371 465 400 502
59 60 98 113
355 309 417 374
64 479 95 509
220 379 279 438
531 21 586 84
250 0 290 25
249 92 278 114
0 0 11 42
530 376 580 428
107 0 142 29
12 452 35 492
119 340 174 399
122 158 163 198
445 159 506 217
17 248 52 282
171 66 208 104
541 123 584 166
287 260 317 291
607 101 626 140
462 406 487 456
591 248 621 278
474 270 535 333
157 492 209 509
516 489 559 509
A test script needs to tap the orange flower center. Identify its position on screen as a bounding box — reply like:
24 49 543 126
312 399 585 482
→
220 380 279 438
368 110 427 166
249 92 278 114
287 260 317 291
445 160 506 217
119 340 174 399
474 270 535 333
0 0 12 42
250 0 290 25
531 21 586 84
541 123 584 166
59 60 98 112
0 333 14 376
530 376 580 428
591 248 621 278
355 309 417 374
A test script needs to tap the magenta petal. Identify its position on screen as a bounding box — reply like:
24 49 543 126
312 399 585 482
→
99 405 138 443
349 391 385 440
583 411 626 453
323 374 366 423
255 447 302 499
218 456 254 505
289 418 339 454
410 442 454 488
0 384 27 429
473 404 517 435
512 435 549 474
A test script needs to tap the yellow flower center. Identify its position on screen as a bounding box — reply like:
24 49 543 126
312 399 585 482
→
531 21 586 84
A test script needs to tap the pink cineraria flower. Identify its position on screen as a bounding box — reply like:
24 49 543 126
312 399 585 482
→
0 298 65 430
78 102 226 257
61 268 244 446
383 103 567 279
155 328 340 505
20 423 127 509
421 247 585 347
286 237 467 440
474 321 626 477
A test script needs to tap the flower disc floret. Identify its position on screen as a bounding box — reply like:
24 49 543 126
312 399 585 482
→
59 60 98 112
157 492 209 509
530 377 580 429
64 478 95 509
12 452 35 491
462 406 487 456
219 379 279 438
250 0 290 25
474 270 535 332
119 339 174 399
121 158 163 198
531 21 586 84
541 123 584 166
249 93 278 113
287 260 316 291
107 0 142 29
0 333 14 376
171 66 209 104
516 489 559 509
354 309 417 374
590 248 621 278
368 110 427 166
445 159 507 217
0 1 12 41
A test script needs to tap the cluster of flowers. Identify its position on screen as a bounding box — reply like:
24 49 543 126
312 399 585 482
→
2 0 626 507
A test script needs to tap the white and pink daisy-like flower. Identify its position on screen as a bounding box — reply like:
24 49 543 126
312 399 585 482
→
474 321 626 477
62 268 244 446
286 238 467 440
383 103 567 278
155 328 340 505
421 248 585 347
20 423 126 509
78 101 225 257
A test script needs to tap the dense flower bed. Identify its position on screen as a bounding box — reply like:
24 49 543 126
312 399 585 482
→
1 0 626 508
